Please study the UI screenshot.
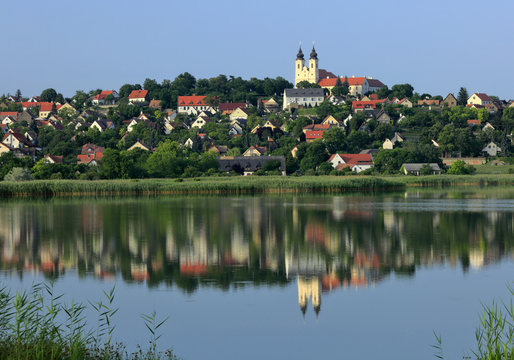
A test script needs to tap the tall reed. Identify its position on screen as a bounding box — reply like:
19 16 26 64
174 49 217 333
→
0 282 178 360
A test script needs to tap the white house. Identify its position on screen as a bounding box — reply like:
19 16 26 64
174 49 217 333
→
482 142 501 156
128 90 148 104
177 96 216 115
92 90 119 105
327 153 374 173
283 88 324 110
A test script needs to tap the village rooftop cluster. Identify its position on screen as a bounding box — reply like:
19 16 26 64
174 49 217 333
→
1 45 513 180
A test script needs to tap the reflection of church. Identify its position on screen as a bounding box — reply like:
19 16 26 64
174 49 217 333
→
298 276 321 316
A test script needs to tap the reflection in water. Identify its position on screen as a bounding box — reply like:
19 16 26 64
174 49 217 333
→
0 194 513 316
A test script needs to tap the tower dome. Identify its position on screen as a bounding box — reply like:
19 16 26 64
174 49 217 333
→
296 46 304 60
310 46 318 60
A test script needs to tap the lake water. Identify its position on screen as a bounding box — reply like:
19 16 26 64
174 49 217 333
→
1 189 514 359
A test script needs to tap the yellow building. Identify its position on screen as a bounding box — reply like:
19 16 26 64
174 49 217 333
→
294 46 319 87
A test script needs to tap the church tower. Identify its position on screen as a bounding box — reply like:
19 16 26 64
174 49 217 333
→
294 46 305 88
294 44 320 88
308 46 319 85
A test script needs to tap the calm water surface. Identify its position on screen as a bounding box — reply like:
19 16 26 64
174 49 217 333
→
1 189 514 360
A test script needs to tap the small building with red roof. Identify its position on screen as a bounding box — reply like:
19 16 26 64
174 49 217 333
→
319 76 385 96
352 99 387 112
128 90 148 104
467 119 481 127
92 90 119 105
177 95 216 115
327 153 374 173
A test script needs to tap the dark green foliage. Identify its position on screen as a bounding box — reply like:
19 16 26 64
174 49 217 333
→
296 81 321 89
40 88 57 102
374 143 442 174
457 87 469 106
0 153 34 180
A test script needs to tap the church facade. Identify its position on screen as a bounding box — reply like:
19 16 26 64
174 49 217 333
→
294 46 319 87
294 45 385 95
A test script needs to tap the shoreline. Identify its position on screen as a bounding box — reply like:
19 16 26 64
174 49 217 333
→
0 174 513 198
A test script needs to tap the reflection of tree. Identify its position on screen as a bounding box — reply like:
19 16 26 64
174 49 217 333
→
0 196 512 295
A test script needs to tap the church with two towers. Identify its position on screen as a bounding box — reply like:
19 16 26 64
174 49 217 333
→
293 44 385 95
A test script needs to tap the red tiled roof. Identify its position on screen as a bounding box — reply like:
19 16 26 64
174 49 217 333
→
149 99 162 108
93 90 114 101
77 152 102 164
305 130 326 140
219 102 247 111
20 102 61 112
0 112 18 117
81 143 105 155
128 90 148 99
467 119 481 125
328 153 373 164
178 95 207 106
352 99 386 109
319 77 366 87
303 124 331 131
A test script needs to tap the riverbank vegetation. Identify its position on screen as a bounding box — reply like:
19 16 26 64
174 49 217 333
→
434 285 514 360
0 283 177 360
0 174 512 198
0 176 403 197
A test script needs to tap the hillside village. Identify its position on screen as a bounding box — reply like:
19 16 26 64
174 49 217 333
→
1 46 514 180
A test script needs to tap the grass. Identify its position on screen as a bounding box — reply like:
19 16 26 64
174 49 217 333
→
0 174 512 198
433 284 514 360
0 176 404 197
474 164 514 175
0 283 177 360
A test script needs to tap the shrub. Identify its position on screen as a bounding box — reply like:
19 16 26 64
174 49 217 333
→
3 167 33 181
447 160 476 175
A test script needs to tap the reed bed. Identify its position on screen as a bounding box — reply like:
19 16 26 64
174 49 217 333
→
0 174 512 198
0 176 404 197
389 174 514 187
0 283 177 360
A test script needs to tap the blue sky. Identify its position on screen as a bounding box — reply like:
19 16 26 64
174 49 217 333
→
2 0 513 99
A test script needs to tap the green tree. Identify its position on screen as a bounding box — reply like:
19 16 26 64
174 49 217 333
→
299 141 328 172
457 87 469 106
447 160 476 175
145 140 185 178
419 164 435 175
323 127 347 154
4 167 33 181
296 81 321 89
391 84 414 99
40 88 57 102
331 78 343 97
